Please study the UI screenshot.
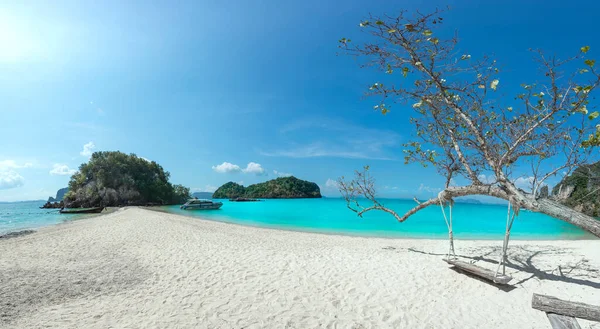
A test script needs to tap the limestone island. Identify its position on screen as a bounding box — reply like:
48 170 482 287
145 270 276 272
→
213 176 322 199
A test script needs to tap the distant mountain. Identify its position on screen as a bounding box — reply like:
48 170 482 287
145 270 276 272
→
456 198 483 205
48 187 69 202
191 192 213 199
213 176 322 199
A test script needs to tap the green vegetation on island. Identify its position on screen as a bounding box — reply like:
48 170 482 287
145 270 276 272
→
64 151 190 207
213 176 322 199
553 161 600 216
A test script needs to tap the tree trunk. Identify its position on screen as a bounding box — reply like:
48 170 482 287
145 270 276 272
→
532 198 600 238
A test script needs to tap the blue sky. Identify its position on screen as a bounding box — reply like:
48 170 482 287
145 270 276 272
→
0 0 599 201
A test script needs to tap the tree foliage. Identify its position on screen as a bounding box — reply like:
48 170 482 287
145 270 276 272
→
338 9 600 237
65 151 190 207
213 177 322 199
212 182 246 199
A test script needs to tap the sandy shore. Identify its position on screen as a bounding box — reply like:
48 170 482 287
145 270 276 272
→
1 208 599 328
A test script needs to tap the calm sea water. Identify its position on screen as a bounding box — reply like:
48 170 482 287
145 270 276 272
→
0 199 593 239
0 201 91 235
162 198 593 240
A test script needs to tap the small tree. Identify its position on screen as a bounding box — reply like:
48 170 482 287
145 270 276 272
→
338 9 600 238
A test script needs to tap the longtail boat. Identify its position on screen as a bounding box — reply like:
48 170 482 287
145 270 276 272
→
59 207 104 214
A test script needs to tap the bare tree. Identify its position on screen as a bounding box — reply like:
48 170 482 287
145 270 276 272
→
338 9 600 238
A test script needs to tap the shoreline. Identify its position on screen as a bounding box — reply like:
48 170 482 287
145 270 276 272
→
148 206 596 242
2 207 599 328
1 204 596 242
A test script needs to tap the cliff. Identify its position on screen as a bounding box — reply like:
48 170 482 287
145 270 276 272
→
552 161 600 216
48 187 69 202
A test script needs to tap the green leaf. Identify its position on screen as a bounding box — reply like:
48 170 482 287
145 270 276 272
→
422 30 433 36
405 24 415 32
579 69 589 74
589 111 599 120
581 46 590 53
430 37 439 45
375 20 384 25
460 54 471 60
585 59 595 67
359 21 370 27
402 67 409 77
386 64 393 74
387 29 397 33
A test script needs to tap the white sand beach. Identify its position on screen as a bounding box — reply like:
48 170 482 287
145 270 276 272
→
1 208 599 328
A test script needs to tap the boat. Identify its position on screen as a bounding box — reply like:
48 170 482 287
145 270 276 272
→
180 199 223 210
59 207 104 214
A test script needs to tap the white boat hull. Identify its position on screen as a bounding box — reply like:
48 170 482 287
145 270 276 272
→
181 202 223 210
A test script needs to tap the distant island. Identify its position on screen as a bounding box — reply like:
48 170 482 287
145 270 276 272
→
48 187 69 202
191 192 213 199
213 176 322 199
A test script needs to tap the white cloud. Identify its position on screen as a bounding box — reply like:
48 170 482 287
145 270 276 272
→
212 162 242 173
477 174 497 184
261 119 400 160
514 176 534 190
513 176 546 192
0 171 24 190
80 142 96 157
237 181 244 185
273 170 292 177
49 164 77 176
242 162 265 175
418 184 441 194
0 160 33 170
212 161 267 175
325 178 339 189
261 143 395 160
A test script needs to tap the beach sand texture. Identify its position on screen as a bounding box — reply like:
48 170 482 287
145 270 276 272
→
1 208 599 328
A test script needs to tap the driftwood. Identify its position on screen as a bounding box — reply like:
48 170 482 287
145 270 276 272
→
443 259 512 285
532 294 600 322
546 313 581 329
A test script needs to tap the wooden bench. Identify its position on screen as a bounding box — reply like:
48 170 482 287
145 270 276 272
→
532 293 600 329
443 258 512 285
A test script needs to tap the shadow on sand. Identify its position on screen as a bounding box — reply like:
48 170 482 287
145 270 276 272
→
402 245 600 290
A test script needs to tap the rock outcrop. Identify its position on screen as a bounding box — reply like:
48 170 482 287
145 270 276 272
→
551 161 600 216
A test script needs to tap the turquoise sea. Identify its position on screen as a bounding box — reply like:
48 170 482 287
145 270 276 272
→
0 199 593 239
0 201 93 235
163 198 592 240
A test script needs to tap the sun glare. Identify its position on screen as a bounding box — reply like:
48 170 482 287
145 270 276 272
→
0 12 37 62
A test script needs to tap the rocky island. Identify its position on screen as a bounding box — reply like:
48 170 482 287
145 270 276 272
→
59 151 190 208
213 176 322 199
552 161 600 216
